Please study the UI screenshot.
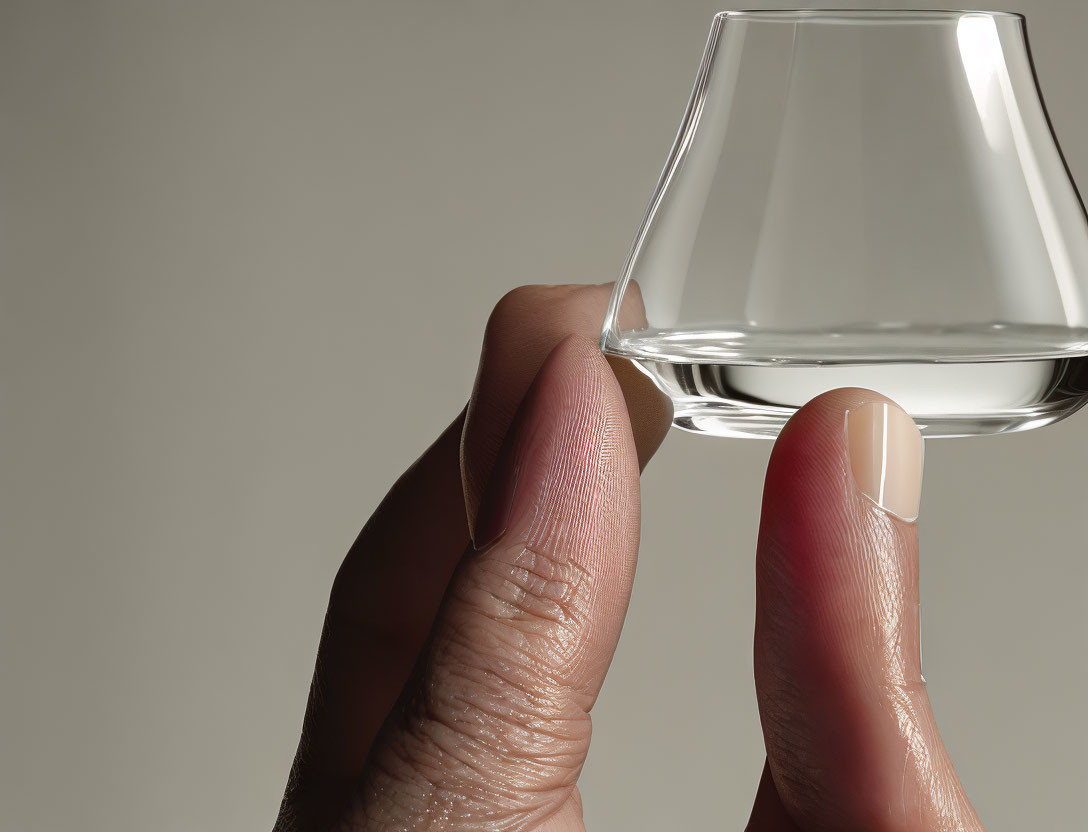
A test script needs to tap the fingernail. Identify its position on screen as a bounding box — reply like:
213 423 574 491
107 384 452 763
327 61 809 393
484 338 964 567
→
846 401 923 521
472 418 536 551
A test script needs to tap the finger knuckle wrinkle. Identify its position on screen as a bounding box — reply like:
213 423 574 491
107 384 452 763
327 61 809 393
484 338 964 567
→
465 545 594 664
362 678 585 830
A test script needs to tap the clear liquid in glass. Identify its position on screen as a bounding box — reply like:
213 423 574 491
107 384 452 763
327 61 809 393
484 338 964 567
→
610 325 1088 438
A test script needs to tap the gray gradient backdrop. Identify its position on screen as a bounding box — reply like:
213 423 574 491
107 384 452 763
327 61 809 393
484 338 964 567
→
2 2 1086 830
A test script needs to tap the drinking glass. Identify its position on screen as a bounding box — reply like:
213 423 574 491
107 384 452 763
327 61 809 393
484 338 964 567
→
601 10 1088 438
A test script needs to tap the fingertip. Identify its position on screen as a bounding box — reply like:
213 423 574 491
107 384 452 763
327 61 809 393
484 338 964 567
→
462 286 634 534
469 332 639 558
766 387 922 524
772 386 903 448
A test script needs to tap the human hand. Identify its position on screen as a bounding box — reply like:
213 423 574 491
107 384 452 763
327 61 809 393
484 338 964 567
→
275 284 983 831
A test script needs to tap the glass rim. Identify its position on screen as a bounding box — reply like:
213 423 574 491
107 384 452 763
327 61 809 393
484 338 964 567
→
715 9 1025 24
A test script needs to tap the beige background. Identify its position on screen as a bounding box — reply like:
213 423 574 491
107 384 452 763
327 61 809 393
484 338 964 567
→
2 2 1086 830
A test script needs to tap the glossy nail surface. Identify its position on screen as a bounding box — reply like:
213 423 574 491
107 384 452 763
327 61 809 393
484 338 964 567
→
846 401 923 521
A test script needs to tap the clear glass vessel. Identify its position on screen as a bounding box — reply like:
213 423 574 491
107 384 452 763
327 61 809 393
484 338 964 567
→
601 10 1088 438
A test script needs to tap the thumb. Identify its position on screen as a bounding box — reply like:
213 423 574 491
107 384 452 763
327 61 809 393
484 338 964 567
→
752 389 984 831
357 335 639 830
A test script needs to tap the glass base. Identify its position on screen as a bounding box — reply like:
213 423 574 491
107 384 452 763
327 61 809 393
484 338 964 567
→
618 353 1088 439
671 400 1086 440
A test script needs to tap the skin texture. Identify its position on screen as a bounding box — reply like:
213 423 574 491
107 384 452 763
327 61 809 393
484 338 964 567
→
276 285 984 832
